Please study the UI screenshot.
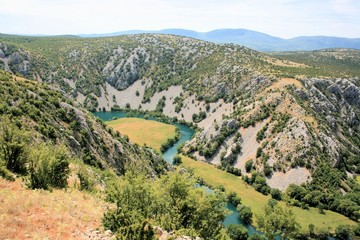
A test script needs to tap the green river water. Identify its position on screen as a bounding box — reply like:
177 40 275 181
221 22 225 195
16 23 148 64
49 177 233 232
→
93 111 259 235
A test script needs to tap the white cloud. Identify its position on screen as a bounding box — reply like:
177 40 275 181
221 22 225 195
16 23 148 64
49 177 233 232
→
332 0 358 14
0 0 359 38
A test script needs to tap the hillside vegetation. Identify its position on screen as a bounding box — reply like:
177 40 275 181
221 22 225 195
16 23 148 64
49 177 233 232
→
180 154 356 231
0 70 166 176
0 71 236 239
1 33 360 238
2 34 359 110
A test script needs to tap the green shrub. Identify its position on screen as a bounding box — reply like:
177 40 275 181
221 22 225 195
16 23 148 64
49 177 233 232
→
77 166 96 192
28 143 70 190
103 168 227 239
335 225 354 240
0 165 15 181
0 117 30 174
173 155 182 165
245 160 253 173
227 224 248 240
228 191 241 206
270 188 282 200
248 234 267 240
237 205 253 224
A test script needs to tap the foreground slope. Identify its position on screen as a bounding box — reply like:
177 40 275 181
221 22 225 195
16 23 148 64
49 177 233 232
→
0 178 111 240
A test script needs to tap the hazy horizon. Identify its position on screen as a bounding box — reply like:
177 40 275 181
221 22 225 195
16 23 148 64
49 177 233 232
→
0 0 359 38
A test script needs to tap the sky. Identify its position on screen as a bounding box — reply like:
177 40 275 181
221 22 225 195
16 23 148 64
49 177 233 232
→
0 0 359 38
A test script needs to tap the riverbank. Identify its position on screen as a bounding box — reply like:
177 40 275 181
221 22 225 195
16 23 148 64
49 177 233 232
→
179 154 356 232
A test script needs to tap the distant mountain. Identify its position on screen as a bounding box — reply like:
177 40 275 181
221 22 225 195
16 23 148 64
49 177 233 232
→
78 28 360 52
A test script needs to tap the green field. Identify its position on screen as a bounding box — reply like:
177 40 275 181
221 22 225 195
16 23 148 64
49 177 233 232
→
107 118 177 152
180 154 356 232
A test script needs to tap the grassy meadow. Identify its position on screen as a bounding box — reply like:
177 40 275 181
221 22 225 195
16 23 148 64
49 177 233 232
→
180 154 356 232
107 118 177 152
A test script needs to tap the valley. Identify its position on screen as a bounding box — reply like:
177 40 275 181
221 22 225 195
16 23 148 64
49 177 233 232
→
180 154 355 231
0 32 360 239
96 112 356 233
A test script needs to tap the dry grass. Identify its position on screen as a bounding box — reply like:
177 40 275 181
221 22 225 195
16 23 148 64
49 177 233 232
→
0 178 108 240
107 118 177 152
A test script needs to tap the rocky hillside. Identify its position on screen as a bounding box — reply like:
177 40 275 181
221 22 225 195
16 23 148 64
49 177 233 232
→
0 34 315 110
0 70 167 175
0 34 359 219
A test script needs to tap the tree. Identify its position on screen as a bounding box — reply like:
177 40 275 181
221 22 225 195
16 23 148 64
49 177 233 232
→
245 160 253 173
248 234 267 240
335 225 354 240
205 103 211 112
270 188 282 200
227 224 248 240
227 192 241 206
28 143 70 190
354 223 360 237
0 117 30 174
256 200 300 239
237 205 253 224
267 199 278 208
104 168 228 239
173 155 182 165
308 223 315 236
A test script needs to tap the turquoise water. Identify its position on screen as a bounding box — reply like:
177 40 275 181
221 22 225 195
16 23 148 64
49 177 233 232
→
93 111 194 164
162 123 193 164
198 184 260 234
93 111 261 235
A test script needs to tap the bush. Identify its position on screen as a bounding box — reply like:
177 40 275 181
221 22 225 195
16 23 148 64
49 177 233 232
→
28 143 70 190
335 225 354 240
103 169 228 239
256 124 268 142
245 160 253 173
173 155 182 165
237 205 253 224
270 188 282 200
0 117 30 174
0 165 15 181
248 234 267 240
77 166 96 192
227 224 248 240
263 164 272 177
227 192 241 206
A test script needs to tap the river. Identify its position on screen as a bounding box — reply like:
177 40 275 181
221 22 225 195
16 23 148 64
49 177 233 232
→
93 111 260 234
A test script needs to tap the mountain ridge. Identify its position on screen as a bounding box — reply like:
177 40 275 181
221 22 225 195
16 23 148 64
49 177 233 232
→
76 28 360 51
3 29 359 51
